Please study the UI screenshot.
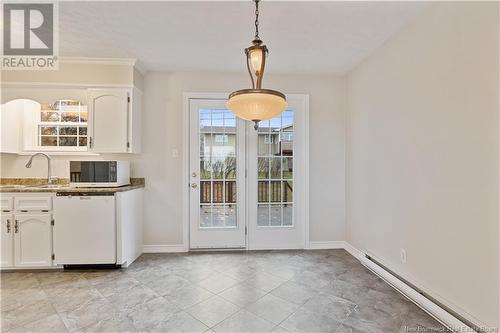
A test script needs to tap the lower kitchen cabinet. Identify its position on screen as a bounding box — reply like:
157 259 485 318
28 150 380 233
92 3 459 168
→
1 188 143 270
0 193 54 270
14 214 53 267
1 215 14 267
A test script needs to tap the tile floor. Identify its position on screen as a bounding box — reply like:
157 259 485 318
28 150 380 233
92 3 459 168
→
1 250 447 333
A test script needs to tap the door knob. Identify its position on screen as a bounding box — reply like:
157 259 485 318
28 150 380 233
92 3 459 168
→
191 183 198 188
191 172 197 178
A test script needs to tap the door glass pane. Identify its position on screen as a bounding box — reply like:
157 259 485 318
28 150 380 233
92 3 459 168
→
258 181 268 203
270 204 282 226
200 205 213 227
258 158 269 179
225 181 236 205
225 157 236 179
200 158 211 179
200 181 211 203
283 204 293 226
225 205 237 227
258 120 272 155
283 180 293 203
257 204 270 226
270 157 282 179
257 111 294 227
213 206 225 227
199 108 238 229
283 157 293 179
270 181 281 202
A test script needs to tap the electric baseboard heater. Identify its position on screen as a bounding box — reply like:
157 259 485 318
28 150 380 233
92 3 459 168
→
359 252 478 332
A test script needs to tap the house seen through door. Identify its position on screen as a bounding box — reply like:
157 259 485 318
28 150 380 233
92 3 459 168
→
188 95 308 250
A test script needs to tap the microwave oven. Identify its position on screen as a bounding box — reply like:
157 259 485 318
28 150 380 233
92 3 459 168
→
69 161 130 187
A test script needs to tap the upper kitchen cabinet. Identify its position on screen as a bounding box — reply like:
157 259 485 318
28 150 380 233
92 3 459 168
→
88 88 142 154
0 99 38 154
0 58 143 155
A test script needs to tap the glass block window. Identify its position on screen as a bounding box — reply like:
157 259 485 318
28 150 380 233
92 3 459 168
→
38 100 88 148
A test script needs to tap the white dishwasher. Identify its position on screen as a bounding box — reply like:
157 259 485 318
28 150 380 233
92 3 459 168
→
53 192 116 265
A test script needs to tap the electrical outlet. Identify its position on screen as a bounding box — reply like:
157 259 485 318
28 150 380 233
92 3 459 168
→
400 248 407 264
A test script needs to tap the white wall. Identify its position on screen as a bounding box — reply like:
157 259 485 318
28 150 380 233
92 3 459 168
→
347 2 499 328
135 71 347 246
1 71 347 246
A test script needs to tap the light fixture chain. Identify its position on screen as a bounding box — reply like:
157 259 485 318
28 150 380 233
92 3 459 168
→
254 0 260 40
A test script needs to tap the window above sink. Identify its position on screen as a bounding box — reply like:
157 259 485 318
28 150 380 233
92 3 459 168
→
38 100 89 151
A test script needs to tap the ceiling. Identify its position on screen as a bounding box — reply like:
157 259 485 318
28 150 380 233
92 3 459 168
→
59 1 425 74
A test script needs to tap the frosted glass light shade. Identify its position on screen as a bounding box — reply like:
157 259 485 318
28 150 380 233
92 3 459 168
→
249 48 265 73
226 90 287 121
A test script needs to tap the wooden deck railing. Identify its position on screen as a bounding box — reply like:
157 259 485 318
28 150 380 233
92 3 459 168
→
200 180 292 204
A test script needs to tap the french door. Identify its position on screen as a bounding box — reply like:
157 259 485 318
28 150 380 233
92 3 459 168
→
188 95 307 249
189 99 246 248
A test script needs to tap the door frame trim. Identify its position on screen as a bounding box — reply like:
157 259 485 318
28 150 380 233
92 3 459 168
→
182 92 309 251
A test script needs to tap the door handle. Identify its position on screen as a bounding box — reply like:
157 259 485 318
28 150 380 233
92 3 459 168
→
6 219 10 233
14 220 19 233
191 183 198 189
191 172 197 178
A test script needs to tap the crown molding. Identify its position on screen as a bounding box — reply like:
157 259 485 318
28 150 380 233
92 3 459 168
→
133 61 146 75
1 81 134 89
58 57 138 67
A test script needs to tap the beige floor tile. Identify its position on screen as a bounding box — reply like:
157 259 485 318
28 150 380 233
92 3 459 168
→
186 296 240 328
245 294 299 325
213 309 275 333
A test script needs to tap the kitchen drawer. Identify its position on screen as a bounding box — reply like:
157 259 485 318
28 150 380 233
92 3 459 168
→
1 196 13 212
15 197 52 212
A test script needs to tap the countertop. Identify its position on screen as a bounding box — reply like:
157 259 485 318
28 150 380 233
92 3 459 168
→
0 178 145 193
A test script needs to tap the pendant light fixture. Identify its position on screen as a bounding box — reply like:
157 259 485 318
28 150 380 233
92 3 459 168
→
226 0 287 130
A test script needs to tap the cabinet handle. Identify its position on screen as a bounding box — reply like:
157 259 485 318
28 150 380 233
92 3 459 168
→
6 219 10 233
14 220 19 233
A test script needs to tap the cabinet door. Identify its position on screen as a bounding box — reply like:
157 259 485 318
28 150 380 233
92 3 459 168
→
0 100 29 154
1 215 14 267
14 214 52 267
88 89 129 153
129 87 142 153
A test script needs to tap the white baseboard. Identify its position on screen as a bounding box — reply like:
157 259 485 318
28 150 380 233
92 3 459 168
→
342 241 364 260
308 241 346 250
345 242 475 333
142 244 187 253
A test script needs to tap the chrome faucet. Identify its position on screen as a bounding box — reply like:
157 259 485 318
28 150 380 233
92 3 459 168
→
25 153 53 184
